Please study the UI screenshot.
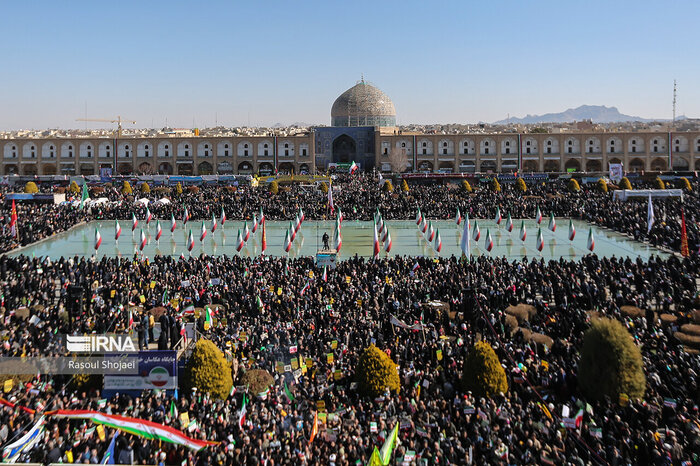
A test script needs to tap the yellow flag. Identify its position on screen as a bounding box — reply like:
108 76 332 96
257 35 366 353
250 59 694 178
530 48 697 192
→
139 295 145 303
96 424 106 441
368 446 383 466
66 450 74 463
150 281 156 289
180 412 190 426
3 379 12 393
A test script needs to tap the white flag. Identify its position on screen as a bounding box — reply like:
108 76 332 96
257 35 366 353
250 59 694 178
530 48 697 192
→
647 194 655 233
460 213 470 258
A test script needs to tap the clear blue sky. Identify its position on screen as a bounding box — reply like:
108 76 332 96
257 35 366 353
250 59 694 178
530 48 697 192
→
1 0 698 130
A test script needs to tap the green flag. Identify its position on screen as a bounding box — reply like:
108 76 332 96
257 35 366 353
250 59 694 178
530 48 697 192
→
80 183 89 209
379 422 399 465
204 307 212 329
169 400 177 419
284 381 295 402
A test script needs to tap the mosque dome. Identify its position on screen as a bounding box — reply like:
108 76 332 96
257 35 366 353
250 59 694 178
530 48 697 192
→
331 80 396 127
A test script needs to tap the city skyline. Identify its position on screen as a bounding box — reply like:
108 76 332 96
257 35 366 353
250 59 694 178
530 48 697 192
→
1 0 698 131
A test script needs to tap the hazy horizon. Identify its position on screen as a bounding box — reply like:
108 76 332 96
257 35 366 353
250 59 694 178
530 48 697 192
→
1 0 698 131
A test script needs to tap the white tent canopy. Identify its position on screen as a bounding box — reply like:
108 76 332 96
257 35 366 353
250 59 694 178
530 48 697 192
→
613 189 684 201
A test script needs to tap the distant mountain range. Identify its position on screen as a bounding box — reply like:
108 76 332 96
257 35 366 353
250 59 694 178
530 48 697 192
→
494 105 687 125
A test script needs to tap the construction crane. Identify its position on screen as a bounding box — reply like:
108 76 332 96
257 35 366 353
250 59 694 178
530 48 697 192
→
75 116 136 138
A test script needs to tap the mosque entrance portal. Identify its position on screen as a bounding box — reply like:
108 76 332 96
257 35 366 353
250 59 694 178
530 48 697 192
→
332 134 356 164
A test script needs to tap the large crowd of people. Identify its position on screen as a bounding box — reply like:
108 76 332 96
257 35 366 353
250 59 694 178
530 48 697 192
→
0 174 698 465
1 174 698 254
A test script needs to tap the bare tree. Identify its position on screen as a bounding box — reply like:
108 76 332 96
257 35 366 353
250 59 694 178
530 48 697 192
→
388 146 409 173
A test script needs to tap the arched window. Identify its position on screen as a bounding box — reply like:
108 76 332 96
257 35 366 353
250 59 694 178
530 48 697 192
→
145 145 150 157
68 145 73 157
30 145 36 157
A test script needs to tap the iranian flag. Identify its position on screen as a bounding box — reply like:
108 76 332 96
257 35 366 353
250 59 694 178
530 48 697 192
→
472 220 481 241
299 207 305 224
485 229 493 252
204 307 212 330
9 200 17 237
381 224 388 243
183 206 189 225
139 229 147 252
455 207 462 225
322 266 327 282
385 230 392 253
238 396 247 430
433 229 441 253
45 410 215 452
416 207 423 225
283 229 292 253
200 222 207 242
327 181 334 213
495 207 502 225
220 207 226 225
421 217 428 234
373 220 380 260
548 213 556 232
146 207 152 225
505 213 513 232
211 213 217 233
300 282 310 296
259 207 265 225
243 221 250 242
427 221 435 242
236 230 244 252
94 228 102 251
155 220 162 241
334 226 342 252
294 214 301 234
114 220 122 241
349 160 358 174
337 208 343 224
460 213 471 258
520 221 527 241
251 214 258 234
187 229 194 252
376 209 384 235
170 214 177 233
535 206 542 224
536 228 544 252
132 213 138 231
261 220 267 255
289 221 296 242
587 227 595 252
568 220 576 241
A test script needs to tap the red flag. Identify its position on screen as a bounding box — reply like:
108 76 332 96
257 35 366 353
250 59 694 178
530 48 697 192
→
261 220 267 255
9 200 17 237
680 208 690 257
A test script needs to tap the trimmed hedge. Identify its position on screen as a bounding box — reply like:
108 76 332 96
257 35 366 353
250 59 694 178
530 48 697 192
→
597 178 608 193
568 178 581 192
240 368 274 395
355 344 400 397
24 182 39 194
122 181 133 195
462 341 508 398
185 339 233 400
578 318 645 401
